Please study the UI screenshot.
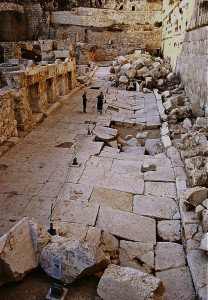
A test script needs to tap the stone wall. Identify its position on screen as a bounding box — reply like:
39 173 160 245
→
50 6 162 62
0 89 18 144
162 0 208 114
0 58 76 132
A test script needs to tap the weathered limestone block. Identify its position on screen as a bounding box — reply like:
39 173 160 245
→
28 218 51 264
145 77 153 88
119 240 154 273
39 236 110 284
119 75 129 85
0 218 36 286
96 206 156 244
155 242 186 271
136 66 149 77
145 182 177 199
157 220 181 242
162 90 172 98
132 59 144 70
97 264 165 300
195 205 204 220
183 118 192 129
133 195 179 220
122 146 145 155
145 139 161 155
126 68 136 79
187 250 207 299
93 126 118 142
190 169 207 187
200 233 208 251
120 63 131 76
156 267 195 300
202 209 208 232
184 187 208 207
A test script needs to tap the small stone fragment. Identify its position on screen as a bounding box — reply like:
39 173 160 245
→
199 233 208 251
141 164 156 172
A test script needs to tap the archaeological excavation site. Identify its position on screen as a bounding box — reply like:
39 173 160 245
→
0 0 207 299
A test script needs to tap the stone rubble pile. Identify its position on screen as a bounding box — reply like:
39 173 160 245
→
110 50 180 92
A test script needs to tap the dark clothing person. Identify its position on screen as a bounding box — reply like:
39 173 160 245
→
82 92 87 113
97 93 104 114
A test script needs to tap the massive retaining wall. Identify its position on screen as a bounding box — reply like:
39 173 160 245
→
162 0 208 115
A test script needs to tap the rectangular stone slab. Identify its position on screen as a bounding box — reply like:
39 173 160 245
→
96 206 156 244
133 195 180 220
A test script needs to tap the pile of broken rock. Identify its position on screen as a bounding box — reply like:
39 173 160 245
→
0 217 165 299
110 50 179 92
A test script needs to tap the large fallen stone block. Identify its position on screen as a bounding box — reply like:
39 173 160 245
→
184 187 208 207
39 236 110 284
0 217 36 286
97 264 165 300
93 126 118 142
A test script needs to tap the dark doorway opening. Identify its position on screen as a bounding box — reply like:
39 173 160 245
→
29 83 41 113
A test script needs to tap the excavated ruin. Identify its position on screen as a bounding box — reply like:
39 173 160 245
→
0 0 207 299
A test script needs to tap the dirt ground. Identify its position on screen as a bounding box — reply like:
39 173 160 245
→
0 267 100 300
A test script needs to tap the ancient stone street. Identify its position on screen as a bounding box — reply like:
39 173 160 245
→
0 67 197 298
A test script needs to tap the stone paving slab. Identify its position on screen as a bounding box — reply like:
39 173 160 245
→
156 267 195 300
0 194 32 216
133 195 180 220
53 200 99 226
144 181 177 199
111 159 142 174
144 167 175 182
89 187 133 212
96 206 156 244
59 182 93 202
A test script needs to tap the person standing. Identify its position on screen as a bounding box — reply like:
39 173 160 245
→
82 91 87 113
97 91 104 114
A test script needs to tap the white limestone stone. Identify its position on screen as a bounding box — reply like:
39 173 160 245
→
133 195 179 220
156 267 195 300
144 167 175 182
119 240 154 273
97 264 165 300
200 233 208 251
93 126 118 141
0 217 36 286
145 139 161 155
122 146 145 155
161 135 172 148
184 187 208 207
155 242 186 271
96 206 156 244
145 181 177 198
39 236 110 284
157 220 181 242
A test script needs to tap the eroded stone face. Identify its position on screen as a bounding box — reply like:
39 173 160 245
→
97 264 165 300
39 235 110 284
0 218 36 286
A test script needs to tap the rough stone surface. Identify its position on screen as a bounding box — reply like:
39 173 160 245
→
0 218 36 286
96 206 156 244
133 195 179 220
119 240 154 273
89 187 133 212
157 220 181 242
184 187 208 207
156 267 195 300
39 235 110 284
97 264 165 300
155 242 186 271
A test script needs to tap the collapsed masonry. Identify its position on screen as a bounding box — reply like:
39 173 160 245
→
0 0 207 299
